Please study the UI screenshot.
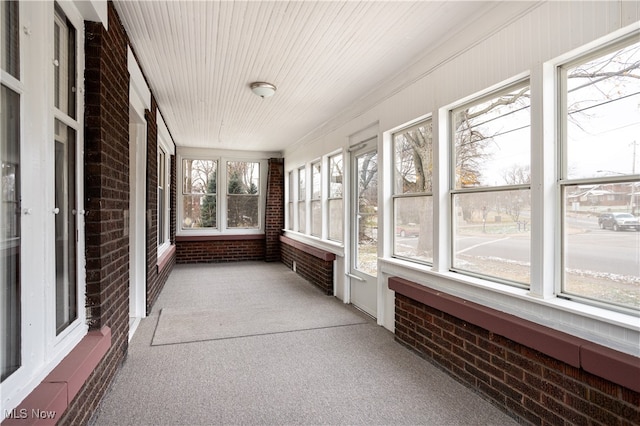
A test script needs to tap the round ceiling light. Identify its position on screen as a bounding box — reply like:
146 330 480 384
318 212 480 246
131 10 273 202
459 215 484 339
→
250 82 277 98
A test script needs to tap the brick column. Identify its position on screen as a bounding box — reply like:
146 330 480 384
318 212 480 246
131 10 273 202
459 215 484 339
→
265 158 284 262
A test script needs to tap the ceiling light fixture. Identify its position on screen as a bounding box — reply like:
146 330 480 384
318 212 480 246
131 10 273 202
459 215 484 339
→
250 82 277 98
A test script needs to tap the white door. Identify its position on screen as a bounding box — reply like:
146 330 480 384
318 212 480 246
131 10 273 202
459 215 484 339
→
349 139 378 318
129 107 146 336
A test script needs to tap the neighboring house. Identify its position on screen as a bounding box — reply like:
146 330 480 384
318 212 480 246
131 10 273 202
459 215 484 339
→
1 1 638 425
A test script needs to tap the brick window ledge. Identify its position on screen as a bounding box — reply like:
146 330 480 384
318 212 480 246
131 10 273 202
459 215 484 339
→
389 277 640 393
2 326 111 426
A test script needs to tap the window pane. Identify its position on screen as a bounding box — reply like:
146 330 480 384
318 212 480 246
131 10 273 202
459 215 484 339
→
182 159 217 229
298 167 305 200
54 6 76 119
564 40 640 180
298 202 306 233
310 199 321 236
1 0 19 78
328 199 343 242
452 189 531 286
183 159 216 194
563 184 639 310
311 162 321 199
1 85 20 381
394 122 433 194
329 154 343 198
453 84 531 188
183 194 216 228
55 120 77 334
227 195 258 228
227 161 259 195
394 196 432 264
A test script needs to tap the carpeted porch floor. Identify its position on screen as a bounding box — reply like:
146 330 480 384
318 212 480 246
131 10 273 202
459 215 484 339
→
90 262 517 425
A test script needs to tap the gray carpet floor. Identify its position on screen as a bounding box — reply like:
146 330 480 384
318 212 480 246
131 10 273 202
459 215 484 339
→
90 262 518 426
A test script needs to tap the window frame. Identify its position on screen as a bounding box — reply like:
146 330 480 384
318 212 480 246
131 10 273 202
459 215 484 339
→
327 152 344 243
176 148 268 236
157 113 174 256
557 35 640 314
225 160 261 229
310 160 322 237
449 79 532 289
1 1 88 417
297 165 307 233
391 118 434 265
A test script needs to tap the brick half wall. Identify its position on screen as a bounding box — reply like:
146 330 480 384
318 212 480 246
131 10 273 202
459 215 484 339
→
176 235 266 263
389 277 640 425
280 236 335 295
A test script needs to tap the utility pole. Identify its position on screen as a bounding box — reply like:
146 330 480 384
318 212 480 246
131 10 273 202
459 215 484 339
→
631 140 637 215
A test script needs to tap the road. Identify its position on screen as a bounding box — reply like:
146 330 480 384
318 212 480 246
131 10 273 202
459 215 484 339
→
395 216 640 277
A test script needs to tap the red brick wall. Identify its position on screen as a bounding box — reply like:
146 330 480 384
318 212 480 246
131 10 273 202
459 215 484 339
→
394 293 640 425
265 158 284 262
176 236 266 263
281 240 334 295
63 3 130 425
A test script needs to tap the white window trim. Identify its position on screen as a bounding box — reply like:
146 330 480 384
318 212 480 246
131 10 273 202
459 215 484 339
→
1 1 91 418
176 147 274 236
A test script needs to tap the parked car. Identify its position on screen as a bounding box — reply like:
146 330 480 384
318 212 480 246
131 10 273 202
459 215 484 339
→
598 212 640 231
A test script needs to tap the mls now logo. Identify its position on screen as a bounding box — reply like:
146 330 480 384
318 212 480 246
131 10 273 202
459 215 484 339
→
4 409 57 420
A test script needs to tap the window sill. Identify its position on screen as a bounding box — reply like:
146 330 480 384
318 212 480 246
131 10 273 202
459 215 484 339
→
281 231 345 257
2 326 111 425
157 244 176 273
380 257 640 356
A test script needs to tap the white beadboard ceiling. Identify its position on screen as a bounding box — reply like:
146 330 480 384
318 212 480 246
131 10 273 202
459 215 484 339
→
113 1 535 152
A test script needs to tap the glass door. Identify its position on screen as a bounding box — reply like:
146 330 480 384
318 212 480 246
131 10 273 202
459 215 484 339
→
349 138 378 318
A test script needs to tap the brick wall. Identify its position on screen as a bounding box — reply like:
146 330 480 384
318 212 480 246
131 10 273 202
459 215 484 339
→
265 158 284 262
393 292 640 426
280 236 334 295
62 3 130 425
176 236 266 263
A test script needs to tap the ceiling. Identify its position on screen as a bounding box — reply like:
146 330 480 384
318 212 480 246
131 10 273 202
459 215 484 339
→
113 1 534 153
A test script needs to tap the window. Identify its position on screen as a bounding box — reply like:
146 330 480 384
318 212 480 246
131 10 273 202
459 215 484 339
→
328 153 343 242
226 161 259 228
297 166 306 233
310 161 321 236
157 114 174 253
559 37 640 311
53 4 80 335
178 154 266 234
2 2 87 414
1 0 20 381
393 120 433 264
182 159 217 229
451 81 531 287
287 171 294 230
